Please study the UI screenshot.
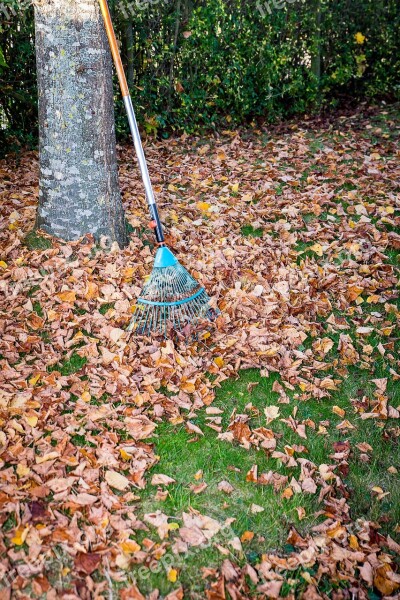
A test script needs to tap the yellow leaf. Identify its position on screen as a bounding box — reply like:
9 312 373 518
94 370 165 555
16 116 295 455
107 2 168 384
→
81 391 91 403
120 449 132 461
355 32 365 44
327 522 346 539
284 445 295 456
196 201 211 212
332 406 345 418
16 464 30 477
194 470 203 480
181 381 196 393
168 522 179 530
374 564 400 596
349 534 359 550
385 206 395 214
214 356 224 368
26 415 38 427
381 326 393 336
231 183 239 193
301 571 314 584
168 184 178 192
121 540 140 554
347 285 364 301
29 374 41 386
12 526 29 546
320 378 338 390
0 261 7 269
168 568 178 583
57 290 76 303
310 243 324 256
85 281 99 299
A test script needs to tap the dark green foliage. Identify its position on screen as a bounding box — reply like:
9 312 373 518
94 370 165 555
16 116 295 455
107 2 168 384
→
0 0 399 152
0 0 37 153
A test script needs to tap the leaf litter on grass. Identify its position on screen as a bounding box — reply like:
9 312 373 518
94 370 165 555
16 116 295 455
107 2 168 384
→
0 105 399 598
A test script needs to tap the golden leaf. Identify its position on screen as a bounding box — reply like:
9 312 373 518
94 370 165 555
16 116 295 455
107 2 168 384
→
121 540 140 554
214 356 224 368
332 406 345 417
16 464 30 477
56 290 76 303
11 526 29 546
310 243 323 256
168 568 178 583
355 32 366 44
29 374 41 387
196 201 211 212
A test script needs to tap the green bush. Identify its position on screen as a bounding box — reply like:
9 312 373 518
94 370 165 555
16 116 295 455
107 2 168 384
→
0 0 37 152
0 0 399 152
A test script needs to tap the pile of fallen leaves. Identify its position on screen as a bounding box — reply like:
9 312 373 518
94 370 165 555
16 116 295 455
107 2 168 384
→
0 104 399 599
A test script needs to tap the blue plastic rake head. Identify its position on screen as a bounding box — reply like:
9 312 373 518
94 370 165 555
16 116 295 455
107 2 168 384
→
127 247 213 336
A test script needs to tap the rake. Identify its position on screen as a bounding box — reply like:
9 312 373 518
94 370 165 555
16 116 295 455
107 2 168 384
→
99 0 215 336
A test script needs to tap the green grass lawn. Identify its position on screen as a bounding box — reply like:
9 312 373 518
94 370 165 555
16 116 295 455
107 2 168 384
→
121 367 399 596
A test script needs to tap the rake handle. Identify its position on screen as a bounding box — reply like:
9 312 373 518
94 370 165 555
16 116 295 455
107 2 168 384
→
98 0 165 244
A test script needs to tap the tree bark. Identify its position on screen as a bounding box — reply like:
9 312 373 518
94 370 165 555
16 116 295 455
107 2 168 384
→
34 0 127 246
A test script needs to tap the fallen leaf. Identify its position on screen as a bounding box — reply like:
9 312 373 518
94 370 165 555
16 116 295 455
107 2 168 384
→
105 470 131 491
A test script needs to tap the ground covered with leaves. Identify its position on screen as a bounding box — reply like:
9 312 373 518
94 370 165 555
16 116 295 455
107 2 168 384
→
0 104 399 599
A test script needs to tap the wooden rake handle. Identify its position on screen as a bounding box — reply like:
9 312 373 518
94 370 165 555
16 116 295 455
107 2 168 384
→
97 0 165 244
98 0 129 97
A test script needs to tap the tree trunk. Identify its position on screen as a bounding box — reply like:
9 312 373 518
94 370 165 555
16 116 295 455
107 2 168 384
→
34 0 127 246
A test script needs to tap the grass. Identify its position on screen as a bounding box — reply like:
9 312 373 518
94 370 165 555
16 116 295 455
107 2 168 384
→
124 367 399 596
99 302 115 315
48 351 87 376
241 225 263 238
24 230 52 250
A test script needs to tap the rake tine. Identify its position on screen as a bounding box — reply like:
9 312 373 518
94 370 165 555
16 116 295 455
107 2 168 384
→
128 248 216 337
